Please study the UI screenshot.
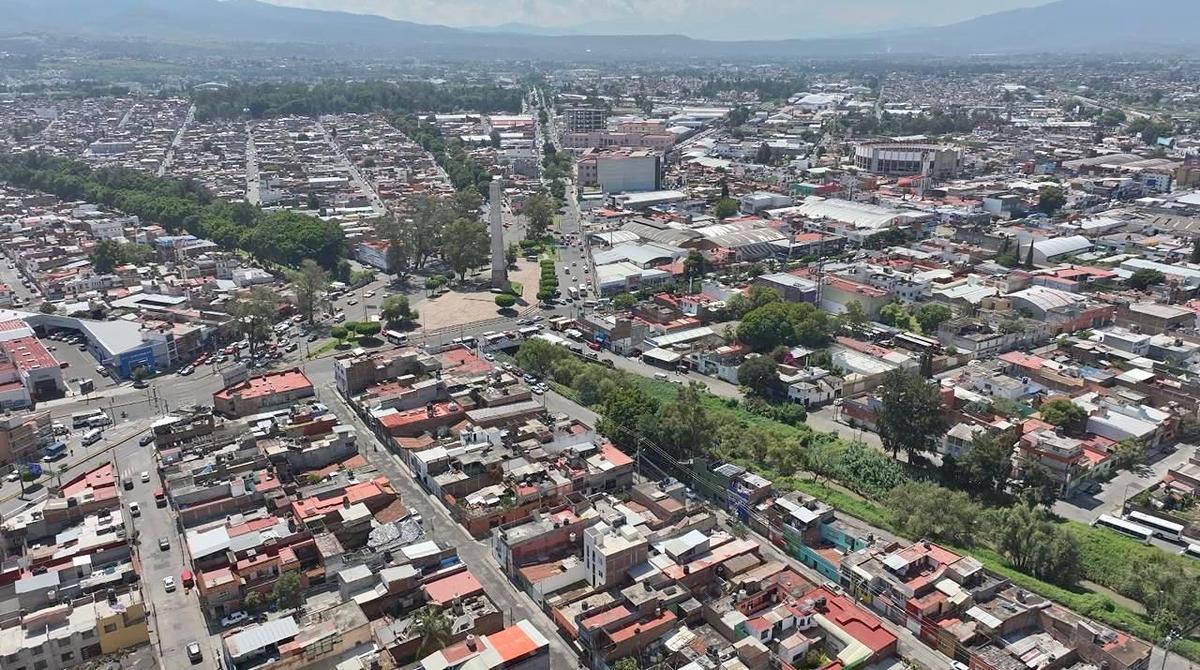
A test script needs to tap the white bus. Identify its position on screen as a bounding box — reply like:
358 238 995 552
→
72 410 106 429
567 286 580 300
384 330 409 345
1093 514 1153 544
1181 544 1200 561
81 428 103 446
1125 511 1184 542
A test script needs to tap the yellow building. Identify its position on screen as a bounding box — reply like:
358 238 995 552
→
96 591 150 655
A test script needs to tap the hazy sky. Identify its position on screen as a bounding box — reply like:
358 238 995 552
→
259 0 1056 40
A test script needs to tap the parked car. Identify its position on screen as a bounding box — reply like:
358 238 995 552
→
139 434 154 446
220 611 250 628
186 641 202 663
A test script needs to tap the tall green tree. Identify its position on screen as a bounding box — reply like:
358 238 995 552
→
714 198 739 219
525 192 555 240
949 430 1015 501
886 481 981 546
737 355 779 397
658 382 717 458
1037 185 1066 216
1038 397 1087 434
990 502 1080 585
89 239 120 274
290 259 329 324
914 303 953 333
598 385 662 455
876 369 947 462
1127 268 1165 291
229 286 277 358
271 571 303 610
683 250 707 282
441 217 490 281
756 142 773 164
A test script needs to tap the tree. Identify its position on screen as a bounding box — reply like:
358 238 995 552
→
841 300 868 335
613 658 639 670
658 382 717 458
413 606 453 659
489 128 502 148
1024 238 1036 268
1126 553 1200 636
876 369 947 462
89 239 120 274
381 295 417 328
244 590 265 611
738 303 798 352
950 430 1015 501
990 502 1080 585
683 250 707 282
914 303 952 334
1037 185 1066 216
549 179 566 201
306 192 321 210
612 293 636 310
376 215 415 281
453 187 484 219
1111 438 1145 469
1038 397 1087 434
506 243 519 268
879 302 919 332
441 217 490 281
738 355 779 397
39 302 57 314
525 192 555 240
919 351 934 379
1016 458 1060 508
756 142 773 164
229 287 276 358
1127 268 1165 291
290 259 329 324
271 571 303 610
131 366 150 383
714 197 739 219
886 481 981 546
516 338 572 377
356 322 381 338
598 384 661 454
330 326 348 341
494 294 517 309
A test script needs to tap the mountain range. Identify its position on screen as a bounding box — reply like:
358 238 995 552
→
1 0 1197 60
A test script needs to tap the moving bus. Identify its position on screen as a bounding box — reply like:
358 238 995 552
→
567 286 580 300
72 410 106 429
1125 511 1184 542
384 330 409 345
41 442 67 462
82 429 103 447
1093 514 1153 544
1181 544 1200 561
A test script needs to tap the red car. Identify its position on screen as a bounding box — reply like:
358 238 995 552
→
587 341 601 351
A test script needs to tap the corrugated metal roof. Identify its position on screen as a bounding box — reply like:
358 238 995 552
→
226 617 299 658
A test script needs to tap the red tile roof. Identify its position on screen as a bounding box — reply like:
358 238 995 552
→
214 368 313 401
423 569 484 606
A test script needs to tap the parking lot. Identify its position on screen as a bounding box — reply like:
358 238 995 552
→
39 330 122 394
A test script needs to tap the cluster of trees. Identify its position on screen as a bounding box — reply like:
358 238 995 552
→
1037 185 1067 215
887 482 1082 585
1127 117 1176 146
696 76 807 103
89 239 156 273
878 301 953 334
542 146 573 182
734 287 833 352
1127 268 1165 291
0 153 344 269
228 287 280 358
290 259 329 324
389 114 492 193
330 320 382 342
192 81 523 121
375 193 490 282
843 109 989 136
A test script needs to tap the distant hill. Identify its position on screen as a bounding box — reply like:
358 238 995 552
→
1 0 1196 60
889 0 1200 53
0 0 874 60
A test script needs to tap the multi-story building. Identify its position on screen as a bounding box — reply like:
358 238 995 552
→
583 520 648 589
853 141 961 179
213 368 314 417
563 107 608 133
0 409 53 465
577 150 660 193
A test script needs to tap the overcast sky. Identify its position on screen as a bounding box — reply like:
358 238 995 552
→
259 0 1056 40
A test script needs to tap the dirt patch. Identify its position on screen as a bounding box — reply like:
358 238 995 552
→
417 259 539 331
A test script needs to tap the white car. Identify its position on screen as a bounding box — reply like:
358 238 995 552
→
163 575 176 592
363 291 375 298
140 471 151 483
129 502 141 517
5 471 19 482
220 611 250 628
